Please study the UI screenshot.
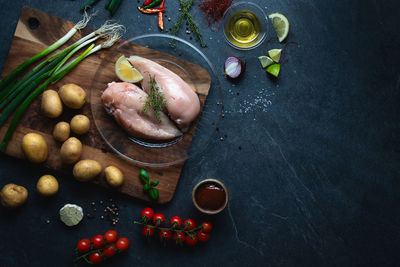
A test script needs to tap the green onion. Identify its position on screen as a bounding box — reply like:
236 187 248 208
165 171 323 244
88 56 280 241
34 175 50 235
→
0 57 64 114
0 83 17 103
0 45 94 152
51 36 99 75
0 43 78 107
0 20 125 152
0 35 101 126
0 12 93 91
0 22 115 108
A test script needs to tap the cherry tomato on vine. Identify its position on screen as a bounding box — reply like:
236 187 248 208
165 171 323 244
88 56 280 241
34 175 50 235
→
197 230 210 242
159 229 172 242
76 238 91 253
102 245 116 258
141 207 154 222
104 230 118 244
91 234 105 249
201 222 213 233
142 226 155 238
185 234 198 246
173 232 185 245
170 216 182 229
115 237 130 252
183 218 196 230
89 252 103 264
153 213 165 226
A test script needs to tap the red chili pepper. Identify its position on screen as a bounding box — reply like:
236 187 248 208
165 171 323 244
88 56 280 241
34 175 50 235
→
144 0 152 5
138 6 166 14
158 0 165 30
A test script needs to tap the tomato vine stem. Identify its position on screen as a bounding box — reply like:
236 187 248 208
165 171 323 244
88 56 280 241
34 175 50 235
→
134 220 203 235
73 244 121 263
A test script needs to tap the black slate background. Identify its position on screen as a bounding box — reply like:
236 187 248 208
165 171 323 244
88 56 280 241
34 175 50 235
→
0 0 399 266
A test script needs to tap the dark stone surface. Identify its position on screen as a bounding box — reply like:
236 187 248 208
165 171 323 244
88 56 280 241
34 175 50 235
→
0 0 399 266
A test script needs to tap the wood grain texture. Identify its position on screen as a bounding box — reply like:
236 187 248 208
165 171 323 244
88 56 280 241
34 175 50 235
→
0 7 211 203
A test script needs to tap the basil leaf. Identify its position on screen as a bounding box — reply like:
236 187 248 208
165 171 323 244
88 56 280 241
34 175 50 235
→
139 169 150 183
143 183 151 192
150 180 159 187
149 188 159 200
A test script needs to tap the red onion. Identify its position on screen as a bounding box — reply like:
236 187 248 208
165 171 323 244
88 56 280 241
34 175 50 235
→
224 56 245 79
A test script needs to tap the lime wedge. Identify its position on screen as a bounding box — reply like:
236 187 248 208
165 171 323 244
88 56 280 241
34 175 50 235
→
258 56 274 68
268 49 282 63
268 13 290 42
266 63 280 77
115 55 143 83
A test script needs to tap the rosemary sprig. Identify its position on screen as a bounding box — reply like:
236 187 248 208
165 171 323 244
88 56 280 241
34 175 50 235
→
141 75 166 123
170 0 206 48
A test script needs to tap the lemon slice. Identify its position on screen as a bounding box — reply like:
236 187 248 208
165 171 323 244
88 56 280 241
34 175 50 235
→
115 55 143 83
258 56 274 68
266 63 280 77
268 13 290 42
268 49 282 63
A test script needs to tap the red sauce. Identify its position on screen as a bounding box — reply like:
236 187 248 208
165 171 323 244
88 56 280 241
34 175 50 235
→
195 182 225 211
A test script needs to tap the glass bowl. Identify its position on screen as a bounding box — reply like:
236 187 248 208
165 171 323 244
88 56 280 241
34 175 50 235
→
223 1 268 50
91 34 223 167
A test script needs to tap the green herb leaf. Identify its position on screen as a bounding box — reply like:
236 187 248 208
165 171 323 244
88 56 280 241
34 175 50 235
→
185 11 206 48
141 75 167 123
149 188 159 200
150 180 159 187
170 0 206 48
143 183 151 192
139 169 150 183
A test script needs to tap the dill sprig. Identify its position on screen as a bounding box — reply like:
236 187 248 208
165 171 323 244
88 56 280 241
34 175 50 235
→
141 75 167 123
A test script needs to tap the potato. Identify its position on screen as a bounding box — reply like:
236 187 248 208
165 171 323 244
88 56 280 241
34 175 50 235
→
21 133 48 163
58 84 86 109
41 89 63 118
0 184 28 208
36 175 59 196
53 121 70 142
105 166 124 187
70 115 90 135
73 160 102 182
60 137 82 164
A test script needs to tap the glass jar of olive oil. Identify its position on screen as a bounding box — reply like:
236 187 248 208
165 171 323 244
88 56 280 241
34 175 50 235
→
223 2 267 50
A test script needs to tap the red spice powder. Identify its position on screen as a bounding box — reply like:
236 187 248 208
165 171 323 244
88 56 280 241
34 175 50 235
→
199 0 233 25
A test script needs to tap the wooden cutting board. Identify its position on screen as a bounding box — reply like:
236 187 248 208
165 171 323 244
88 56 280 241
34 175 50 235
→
0 7 211 203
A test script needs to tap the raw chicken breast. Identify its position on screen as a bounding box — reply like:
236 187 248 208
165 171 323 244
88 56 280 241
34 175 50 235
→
101 82 182 140
128 56 200 131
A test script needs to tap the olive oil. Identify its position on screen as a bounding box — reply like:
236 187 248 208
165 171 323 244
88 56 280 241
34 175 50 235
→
225 10 261 48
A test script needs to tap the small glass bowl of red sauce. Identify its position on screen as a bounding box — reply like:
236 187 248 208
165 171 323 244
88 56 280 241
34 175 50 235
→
192 178 229 214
